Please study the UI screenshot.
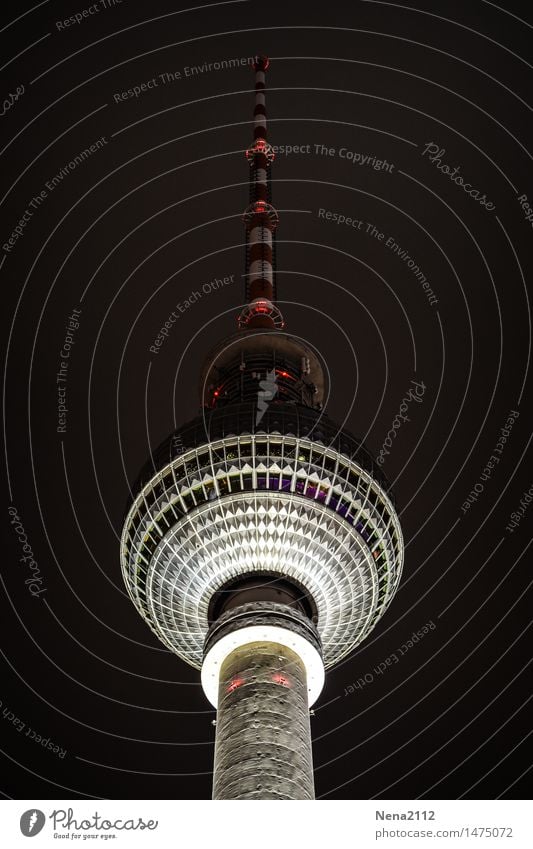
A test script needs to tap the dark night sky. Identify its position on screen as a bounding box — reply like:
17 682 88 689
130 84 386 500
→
1 0 532 800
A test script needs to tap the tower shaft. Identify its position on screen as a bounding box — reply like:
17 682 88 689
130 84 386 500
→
213 641 314 800
203 601 324 799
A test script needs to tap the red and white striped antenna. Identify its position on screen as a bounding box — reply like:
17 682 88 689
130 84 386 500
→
238 55 284 331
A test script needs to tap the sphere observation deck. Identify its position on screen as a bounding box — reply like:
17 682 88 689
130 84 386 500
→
121 401 404 696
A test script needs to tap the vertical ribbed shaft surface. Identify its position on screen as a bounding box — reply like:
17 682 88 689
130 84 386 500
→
213 641 315 799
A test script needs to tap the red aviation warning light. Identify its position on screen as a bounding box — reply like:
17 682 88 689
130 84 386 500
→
272 672 292 688
226 676 245 694
237 298 284 329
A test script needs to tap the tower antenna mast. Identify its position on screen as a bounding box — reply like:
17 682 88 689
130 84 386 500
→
239 55 283 330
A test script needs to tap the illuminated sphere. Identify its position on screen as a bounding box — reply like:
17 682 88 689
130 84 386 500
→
121 401 404 679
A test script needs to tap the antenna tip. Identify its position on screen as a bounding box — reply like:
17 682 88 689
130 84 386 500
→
253 55 270 72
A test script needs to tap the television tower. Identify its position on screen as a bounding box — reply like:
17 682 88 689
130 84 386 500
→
121 56 404 799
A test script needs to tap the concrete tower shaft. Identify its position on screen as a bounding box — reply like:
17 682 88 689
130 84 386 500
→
204 601 322 799
214 642 314 800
